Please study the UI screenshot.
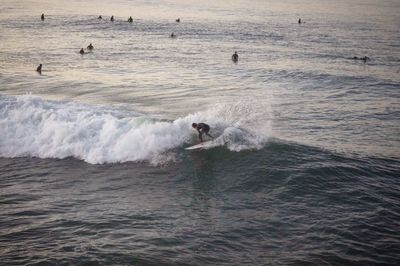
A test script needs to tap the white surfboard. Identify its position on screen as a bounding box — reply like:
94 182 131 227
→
185 140 213 150
185 138 223 150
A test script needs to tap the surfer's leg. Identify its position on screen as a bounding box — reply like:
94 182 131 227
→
204 128 213 139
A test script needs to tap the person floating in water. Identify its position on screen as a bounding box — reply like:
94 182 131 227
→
41 13 45 20
36 64 42 73
87 43 94 50
128 16 133 23
98 15 102 19
80 48 85 54
232 51 239 62
192 123 213 143
351 56 370 63
298 18 301 24
110 15 114 22
170 32 176 38
176 18 180 23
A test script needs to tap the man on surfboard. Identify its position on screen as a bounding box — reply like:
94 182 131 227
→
192 123 213 143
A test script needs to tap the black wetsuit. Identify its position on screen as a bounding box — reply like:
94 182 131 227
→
196 123 212 142
232 53 238 62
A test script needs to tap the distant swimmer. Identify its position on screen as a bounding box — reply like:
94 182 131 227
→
80 48 85 54
176 18 180 23
192 123 213 143
110 15 114 22
170 32 176 38
351 56 370 63
128 16 133 23
98 15 102 19
362 56 370 62
298 18 301 24
232 51 239 62
41 13 45 20
36 64 42 73
87 43 94 50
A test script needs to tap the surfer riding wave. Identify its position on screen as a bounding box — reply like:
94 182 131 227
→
192 122 213 143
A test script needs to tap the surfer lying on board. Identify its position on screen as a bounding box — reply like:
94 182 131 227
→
192 123 213 143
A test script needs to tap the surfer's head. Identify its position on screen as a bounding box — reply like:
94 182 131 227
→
192 123 197 128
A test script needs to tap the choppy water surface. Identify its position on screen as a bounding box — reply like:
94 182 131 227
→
0 0 399 265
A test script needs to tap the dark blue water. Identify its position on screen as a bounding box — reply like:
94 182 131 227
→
1 142 399 265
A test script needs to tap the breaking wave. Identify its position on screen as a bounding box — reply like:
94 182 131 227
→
0 95 271 164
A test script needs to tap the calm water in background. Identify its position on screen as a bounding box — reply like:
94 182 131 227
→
0 0 399 265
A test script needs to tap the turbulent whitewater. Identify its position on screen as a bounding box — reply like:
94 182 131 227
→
0 95 268 164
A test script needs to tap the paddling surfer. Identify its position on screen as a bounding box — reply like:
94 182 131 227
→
192 123 213 143
351 56 370 63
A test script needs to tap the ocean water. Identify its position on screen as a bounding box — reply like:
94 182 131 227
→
1 0 399 265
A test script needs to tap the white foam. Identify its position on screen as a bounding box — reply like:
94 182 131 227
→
0 95 271 164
